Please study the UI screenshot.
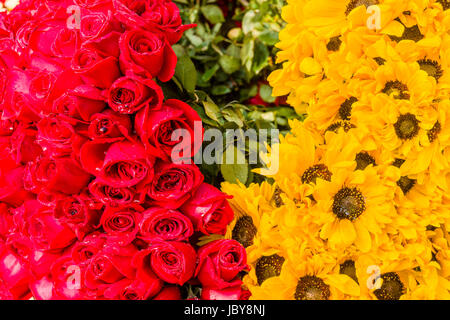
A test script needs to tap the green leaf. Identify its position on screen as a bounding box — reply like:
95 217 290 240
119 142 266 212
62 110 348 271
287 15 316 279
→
211 85 231 96
221 147 249 184
202 100 221 123
241 38 255 73
259 29 279 46
252 41 270 74
259 84 276 103
218 55 241 74
175 55 198 93
201 64 220 82
201 5 225 24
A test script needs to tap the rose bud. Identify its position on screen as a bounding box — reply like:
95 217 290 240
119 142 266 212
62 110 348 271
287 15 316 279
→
27 206 77 252
53 85 106 121
71 232 107 265
138 207 194 242
85 243 138 290
153 286 182 300
135 99 203 161
180 183 234 236
71 47 121 89
88 109 132 140
30 156 92 195
89 179 136 206
112 0 195 45
133 241 197 286
196 239 249 290
100 204 143 246
201 286 249 300
0 242 31 299
54 195 103 240
119 29 177 82
147 161 203 209
80 139 154 188
108 74 163 114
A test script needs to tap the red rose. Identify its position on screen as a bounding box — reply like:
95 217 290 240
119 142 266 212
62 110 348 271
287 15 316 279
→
147 161 203 209
138 207 193 242
53 85 106 121
26 156 91 195
71 48 121 89
0 242 31 299
135 99 203 161
80 139 153 188
85 243 137 291
153 286 182 300
133 241 196 286
50 256 96 300
88 109 132 140
201 286 250 300
71 232 107 265
0 158 34 207
180 183 234 236
100 204 143 246
119 29 177 82
195 239 249 290
112 0 194 44
28 19 80 59
27 206 77 252
54 195 102 240
36 115 87 158
103 276 163 300
108 74 163 114
89 179 136 206
9 122 42 163
80 11 123 42
0 204 14 240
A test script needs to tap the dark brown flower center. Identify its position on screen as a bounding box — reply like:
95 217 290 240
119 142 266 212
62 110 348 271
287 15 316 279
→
332 187 366 221
355 152 376 170
374 57 386 65
397 176 416 195
394 113 420 140
382 81 410 100
255 254 285 285
438 0 450 10
272 186 284 207
373 272 405 300
327 36 342 51
389 24 424 42
345 0 379 15
326 120 355 133
339 97 358 121
232 216 257 248
428 121 441 143
418 59 443 81
392 158 405 168
295 276 331 300
301 164 332 184
339 260 358 283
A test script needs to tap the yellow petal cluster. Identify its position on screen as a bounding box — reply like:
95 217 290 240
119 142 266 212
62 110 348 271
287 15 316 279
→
221 0 450 300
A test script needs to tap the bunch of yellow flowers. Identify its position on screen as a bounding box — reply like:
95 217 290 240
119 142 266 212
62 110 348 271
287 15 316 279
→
221 0 450 300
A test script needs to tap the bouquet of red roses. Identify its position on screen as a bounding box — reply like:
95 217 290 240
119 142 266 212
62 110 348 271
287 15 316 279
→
0 0 249 300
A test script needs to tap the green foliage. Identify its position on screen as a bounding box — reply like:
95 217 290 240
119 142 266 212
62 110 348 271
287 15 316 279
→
167 0 304 188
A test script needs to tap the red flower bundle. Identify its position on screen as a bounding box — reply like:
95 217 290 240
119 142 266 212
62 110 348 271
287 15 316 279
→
0 0 249 300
